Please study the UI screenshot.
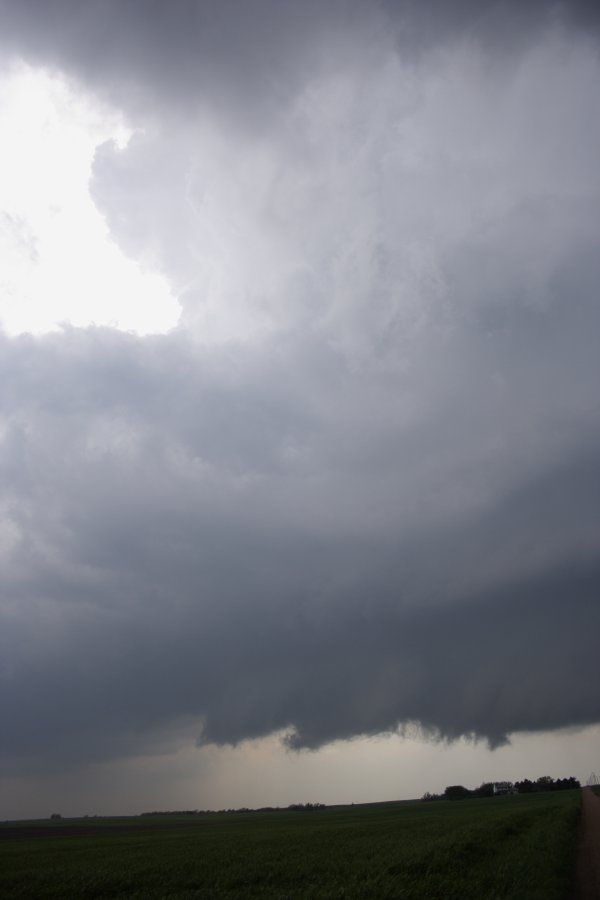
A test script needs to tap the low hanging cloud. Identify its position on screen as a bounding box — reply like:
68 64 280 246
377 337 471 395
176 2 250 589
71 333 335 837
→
1 0 600 775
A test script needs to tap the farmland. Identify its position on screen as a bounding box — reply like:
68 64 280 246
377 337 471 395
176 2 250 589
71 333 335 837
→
0 790 580 899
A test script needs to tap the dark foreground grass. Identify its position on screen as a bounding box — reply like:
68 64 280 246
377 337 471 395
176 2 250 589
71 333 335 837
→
0 790 580 899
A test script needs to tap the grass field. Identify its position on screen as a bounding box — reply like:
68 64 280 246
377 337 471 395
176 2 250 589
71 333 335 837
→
0 791 580 899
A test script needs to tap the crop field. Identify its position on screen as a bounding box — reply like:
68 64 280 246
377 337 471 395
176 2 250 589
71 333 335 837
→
0 790 580 899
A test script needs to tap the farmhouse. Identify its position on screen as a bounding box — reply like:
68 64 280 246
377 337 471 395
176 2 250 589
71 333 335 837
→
492 781 516 796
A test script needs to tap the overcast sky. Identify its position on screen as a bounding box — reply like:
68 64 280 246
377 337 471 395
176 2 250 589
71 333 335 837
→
1 0 599 819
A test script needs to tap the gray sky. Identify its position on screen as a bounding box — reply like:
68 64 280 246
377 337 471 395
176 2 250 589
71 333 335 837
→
1 1 599 818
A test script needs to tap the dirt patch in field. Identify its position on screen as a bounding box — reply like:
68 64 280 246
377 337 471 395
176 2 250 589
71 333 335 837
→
576 787 600 899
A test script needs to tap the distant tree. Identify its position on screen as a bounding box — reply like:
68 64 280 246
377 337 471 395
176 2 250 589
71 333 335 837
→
515 775 580 794
474 782 494 798
515 778 534 794
50 813 62 820
421 791 441 801
444 785 471 800
287 802 326 811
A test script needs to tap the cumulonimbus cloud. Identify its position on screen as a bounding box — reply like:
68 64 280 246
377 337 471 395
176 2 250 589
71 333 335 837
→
0 0 599 774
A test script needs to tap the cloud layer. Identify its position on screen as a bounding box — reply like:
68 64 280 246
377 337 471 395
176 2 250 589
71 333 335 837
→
1 0 600 774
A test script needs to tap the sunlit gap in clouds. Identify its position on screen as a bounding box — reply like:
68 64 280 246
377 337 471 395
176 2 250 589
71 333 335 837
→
0 62 180 337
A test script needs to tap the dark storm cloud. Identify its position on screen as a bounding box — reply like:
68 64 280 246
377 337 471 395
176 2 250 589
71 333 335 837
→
0 288 599 772
383 0 600 55
1 0 600 774
0 0 373 126
1 1 599 126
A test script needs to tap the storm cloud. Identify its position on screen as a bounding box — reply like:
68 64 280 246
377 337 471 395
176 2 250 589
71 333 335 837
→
1 0 599 778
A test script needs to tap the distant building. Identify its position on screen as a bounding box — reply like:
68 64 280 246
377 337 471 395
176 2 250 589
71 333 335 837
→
492 781 516 796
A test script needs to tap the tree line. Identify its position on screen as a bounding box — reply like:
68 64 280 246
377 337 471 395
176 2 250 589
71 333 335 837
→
140 802 327 816
422 775 580 801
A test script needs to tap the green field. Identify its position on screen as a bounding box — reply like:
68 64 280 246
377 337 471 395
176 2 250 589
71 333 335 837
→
0 791 580 899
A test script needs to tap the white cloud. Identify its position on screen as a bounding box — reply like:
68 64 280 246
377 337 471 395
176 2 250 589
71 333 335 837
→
0 63 180 336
